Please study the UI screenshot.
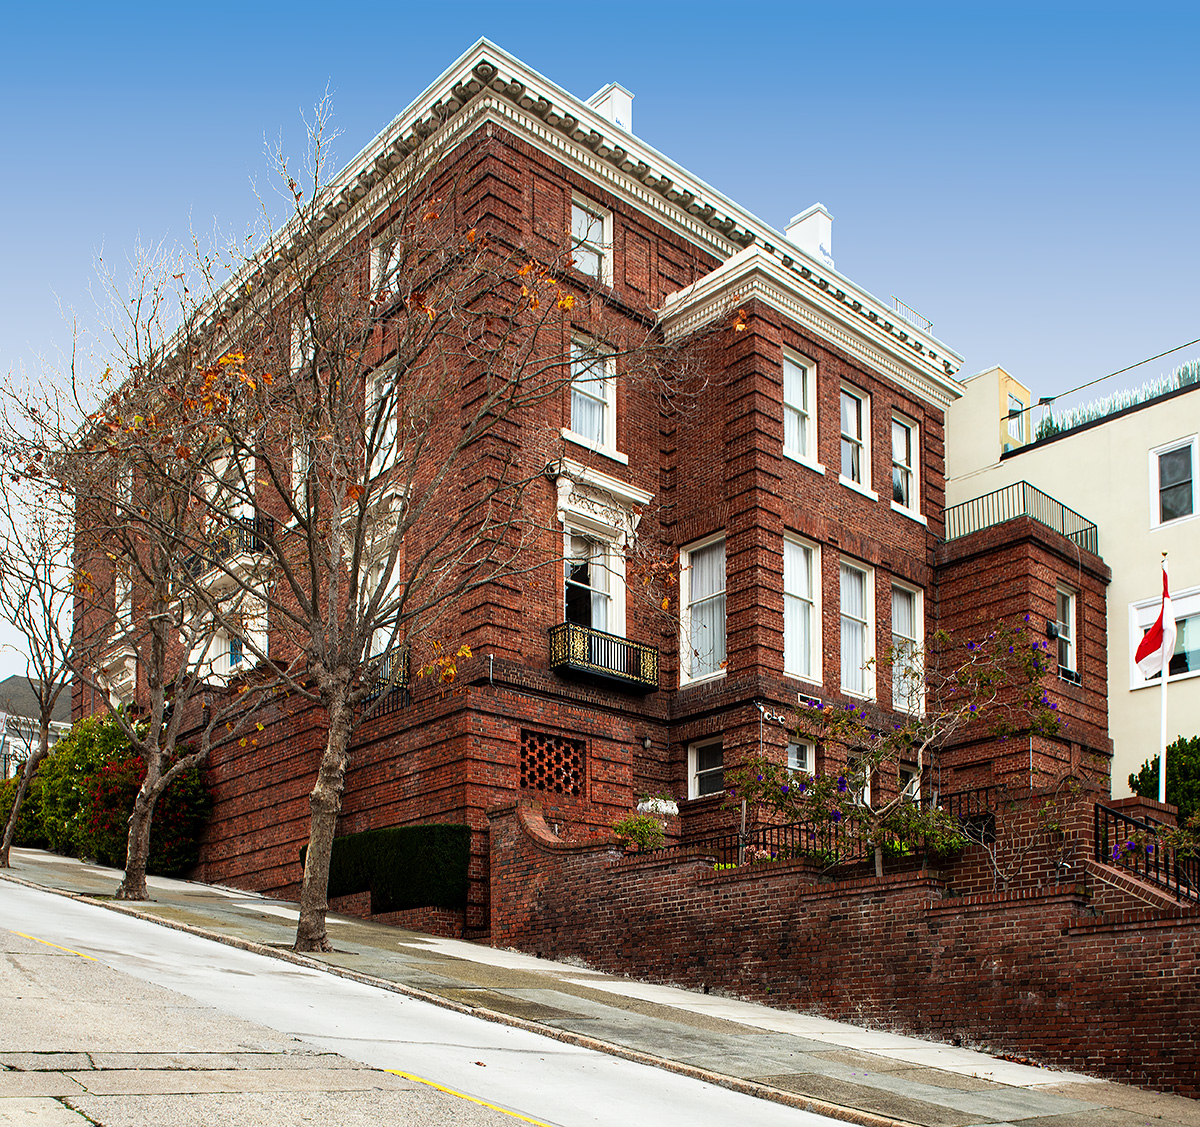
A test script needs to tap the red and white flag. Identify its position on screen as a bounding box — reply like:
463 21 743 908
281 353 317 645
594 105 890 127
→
1135 561 1177 678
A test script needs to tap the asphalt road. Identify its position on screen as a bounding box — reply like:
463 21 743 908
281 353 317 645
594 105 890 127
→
3 881 845 1127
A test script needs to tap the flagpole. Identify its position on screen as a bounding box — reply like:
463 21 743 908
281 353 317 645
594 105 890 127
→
1159 553 1169 804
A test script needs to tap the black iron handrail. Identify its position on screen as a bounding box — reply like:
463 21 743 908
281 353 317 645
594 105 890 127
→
1095 803 1200 904
178 515 274 578
363 646 409 706
548 622 658 691
944 482 1098 554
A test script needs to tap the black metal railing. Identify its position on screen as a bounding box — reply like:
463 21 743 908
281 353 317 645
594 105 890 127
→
1095 803 1200 904
645 817 874 869
178 515 274 578
548 622 658 691
944 482 1098 555
363 646 409 709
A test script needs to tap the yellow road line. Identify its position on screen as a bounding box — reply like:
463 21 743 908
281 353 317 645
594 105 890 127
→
386 1069 557 1127
8 930 97 960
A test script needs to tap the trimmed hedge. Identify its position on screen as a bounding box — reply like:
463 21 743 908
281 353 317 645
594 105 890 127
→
302 824 470 914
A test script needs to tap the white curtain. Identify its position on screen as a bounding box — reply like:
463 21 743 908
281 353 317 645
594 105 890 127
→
892 586 917 708
784 540 811 677
840 563 867 694
689 540 726 677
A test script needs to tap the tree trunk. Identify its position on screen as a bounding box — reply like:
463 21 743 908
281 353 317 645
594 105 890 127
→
874 842 884 879
295 691 355 953
115 786 156 899
0 734 50 868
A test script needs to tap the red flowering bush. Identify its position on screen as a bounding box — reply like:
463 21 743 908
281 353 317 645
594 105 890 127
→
82 754 211 876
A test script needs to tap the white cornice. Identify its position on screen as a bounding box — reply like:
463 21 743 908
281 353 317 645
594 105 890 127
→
659 248 964 407
194 40 963 388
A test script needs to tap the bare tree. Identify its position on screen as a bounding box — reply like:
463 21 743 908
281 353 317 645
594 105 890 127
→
0 460 74 867
152 100 689 950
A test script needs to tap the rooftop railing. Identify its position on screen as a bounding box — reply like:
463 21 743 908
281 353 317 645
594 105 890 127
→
943 481 1098 555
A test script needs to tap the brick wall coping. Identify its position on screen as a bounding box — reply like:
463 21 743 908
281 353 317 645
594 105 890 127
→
925 887 1086 917
1068 907 1200 935
490 799 622 858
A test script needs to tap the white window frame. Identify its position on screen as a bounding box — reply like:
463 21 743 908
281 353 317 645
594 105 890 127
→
570 196 612 285
787 740 814 776
1149 435 1197 529
291 431 312 517
890 414 925 524
1008 394 1025 444
290 318 313 373
364 554 401 660
370 223 404 298
114 567 132 628
890 582 924 713
782 351 822 472
783 536 821 684
839 385 878 500
1130 583 1200 689
839 559 875 699
1056 586 1078 681
563 525 626 638
680 534 726 686
563 338 624 463
366 365 399 479
688 738 725 799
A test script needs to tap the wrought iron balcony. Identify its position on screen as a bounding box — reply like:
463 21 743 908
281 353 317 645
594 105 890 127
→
548 622 659 692
364 646 409 709
178 515 274 579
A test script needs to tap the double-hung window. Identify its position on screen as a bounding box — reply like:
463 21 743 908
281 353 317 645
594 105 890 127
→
689 739 724 799
840 560 873 697
1150 437 1197 527
566 339 621 460
114 568 132 628
570 198 611 283
682 536 726 682
1007 394 1025 444
839 387 874 496
371 224 403 298
366 366 399 479
783 354 818 466
891 416 920 516
1056 586 1078 682
787 740 813 775
784 537 819 682
565 534 611 633
891 584 922 712
1132 584 1200 687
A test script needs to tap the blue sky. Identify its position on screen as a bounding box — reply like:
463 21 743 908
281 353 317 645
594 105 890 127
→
0 1 1197 675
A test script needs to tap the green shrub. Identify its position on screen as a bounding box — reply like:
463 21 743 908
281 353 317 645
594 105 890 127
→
301 824 471 913
611 812 665 852
39 716 129 855
1129 736 1200 824
37 715 212 876
0 774 50 849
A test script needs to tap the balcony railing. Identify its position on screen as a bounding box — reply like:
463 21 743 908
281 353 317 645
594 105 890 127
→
363 646 409 711
548 622 659 692
178 515 274 578
944 482 1098 555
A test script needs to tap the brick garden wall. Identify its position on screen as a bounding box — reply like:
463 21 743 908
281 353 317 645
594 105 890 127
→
489 798 1200 1096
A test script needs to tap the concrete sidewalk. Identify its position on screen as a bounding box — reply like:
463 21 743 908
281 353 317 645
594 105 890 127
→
3 848 1194 1127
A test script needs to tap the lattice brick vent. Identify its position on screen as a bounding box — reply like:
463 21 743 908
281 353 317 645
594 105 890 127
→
520 729 585 796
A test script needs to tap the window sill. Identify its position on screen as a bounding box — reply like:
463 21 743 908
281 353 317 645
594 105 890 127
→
561 429 629 466
840 687 875 702
679 669 727 690
839 476 880 502
1150 511 1197 531
784 671 822 689
783 450 826 475
891 502 927 526
1131 667 1200 691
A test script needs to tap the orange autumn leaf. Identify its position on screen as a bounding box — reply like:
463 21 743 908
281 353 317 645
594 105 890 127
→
556 293 575 310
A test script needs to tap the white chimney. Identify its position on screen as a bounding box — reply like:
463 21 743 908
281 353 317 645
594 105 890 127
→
786 203 834 270
586 82 634 134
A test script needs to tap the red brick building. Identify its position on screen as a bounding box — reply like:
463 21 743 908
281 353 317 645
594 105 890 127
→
76 41 1112 934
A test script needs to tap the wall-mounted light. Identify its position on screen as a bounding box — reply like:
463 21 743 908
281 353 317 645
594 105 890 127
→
641 736 653 750
1046 620 1060 640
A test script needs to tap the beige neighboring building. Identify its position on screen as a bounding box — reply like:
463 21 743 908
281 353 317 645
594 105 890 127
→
946 366 1200 797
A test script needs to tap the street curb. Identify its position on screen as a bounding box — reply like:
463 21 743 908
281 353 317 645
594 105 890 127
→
1 871 919 1127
